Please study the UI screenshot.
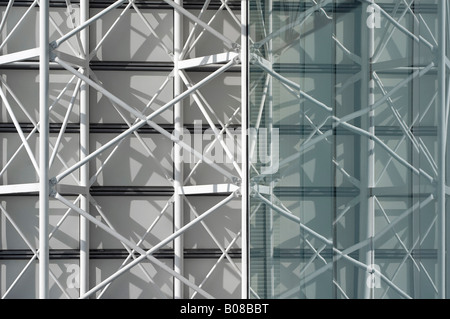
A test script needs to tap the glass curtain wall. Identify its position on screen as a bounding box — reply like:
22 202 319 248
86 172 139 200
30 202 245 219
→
249 0 448 298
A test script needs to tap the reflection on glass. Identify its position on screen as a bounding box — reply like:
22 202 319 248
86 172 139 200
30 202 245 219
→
249 0 445 299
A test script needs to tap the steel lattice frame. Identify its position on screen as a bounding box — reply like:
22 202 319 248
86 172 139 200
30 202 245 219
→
0 0 449 299
0 0 248 299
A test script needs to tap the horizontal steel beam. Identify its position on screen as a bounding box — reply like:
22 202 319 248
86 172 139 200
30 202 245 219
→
0 48 40 66
0 248 242 260
0 183 39 195
249 248 439 260
0 123 438 136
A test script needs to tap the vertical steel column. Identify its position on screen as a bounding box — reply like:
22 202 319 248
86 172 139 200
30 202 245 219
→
39 0 50 299
80 0 90 297
241 0 249 299
264 0 275 298
437 0 446 300
267 0 275 298
361 2 375 299
173 0 184 299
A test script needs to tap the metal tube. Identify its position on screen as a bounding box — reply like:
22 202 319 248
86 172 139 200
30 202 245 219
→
437 0 446 299
184 196 241 274
88 1 134 61
163 0 236 49
338 62 434 126
49 79 82 167
190 232 241 299
240 0 248 299
256 191 433 299
39 0 49 299
254 0 333 49
55 193 222 299
94 197 173 298
79 0 90 297
360 5 375 298
0 75 77 179
183 105 241 183
53 0 126 49
267 0 275 298
179 71 242 177
0 88 39 174
179 0 212 59
182 2 227 58
173 0 184 299
131 3 173 58
54 57 236 183
0 0 15 35
0 0 37 51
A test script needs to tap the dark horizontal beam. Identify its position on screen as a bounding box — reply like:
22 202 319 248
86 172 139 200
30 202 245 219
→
0 247 437 260
251 63 436 75
90 61 241 73
88 186 236 196
0 61 430 75
0 123 438 137
89 123 242 134
90 186 174 196
0 61 240 72
90 61 242 72
0 248 242 260
272 186 358 198
256 186 433 198
90 61 173 72
274 125 438 137
250 248 438 260
1 185 432 197
89 123 173 134
3 185 236 196
0 123 242 134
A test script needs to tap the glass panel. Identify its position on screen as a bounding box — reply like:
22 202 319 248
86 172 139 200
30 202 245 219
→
249 0 445 299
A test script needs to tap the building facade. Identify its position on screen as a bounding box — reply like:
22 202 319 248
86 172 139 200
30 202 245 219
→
0 0 449 299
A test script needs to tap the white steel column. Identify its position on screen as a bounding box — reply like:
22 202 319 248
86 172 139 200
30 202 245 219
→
39 0 50 299
80 0 90 297
267 0 274 298
437 0 446 300
174 0 184 299
361 2 375 299
241 0 249 299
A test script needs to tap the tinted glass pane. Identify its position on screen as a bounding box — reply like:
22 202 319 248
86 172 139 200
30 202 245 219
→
249 0 445 299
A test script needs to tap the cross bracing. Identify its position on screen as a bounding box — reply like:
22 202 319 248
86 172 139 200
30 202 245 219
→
0 0 246 299
248 0 450 299
0 0 449 299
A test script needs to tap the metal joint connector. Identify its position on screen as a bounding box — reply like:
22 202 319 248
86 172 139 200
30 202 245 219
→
49 40 57 49
49 178 58 198
49 50 57 62
232 42 241 52
249 52 259 65
231 176 241 186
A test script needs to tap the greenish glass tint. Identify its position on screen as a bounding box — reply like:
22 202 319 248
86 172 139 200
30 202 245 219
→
249 0 446 299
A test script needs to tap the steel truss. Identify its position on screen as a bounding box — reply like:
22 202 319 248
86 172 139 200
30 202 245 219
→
249 0 449 299
0 0 247 299
0 0 449 300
